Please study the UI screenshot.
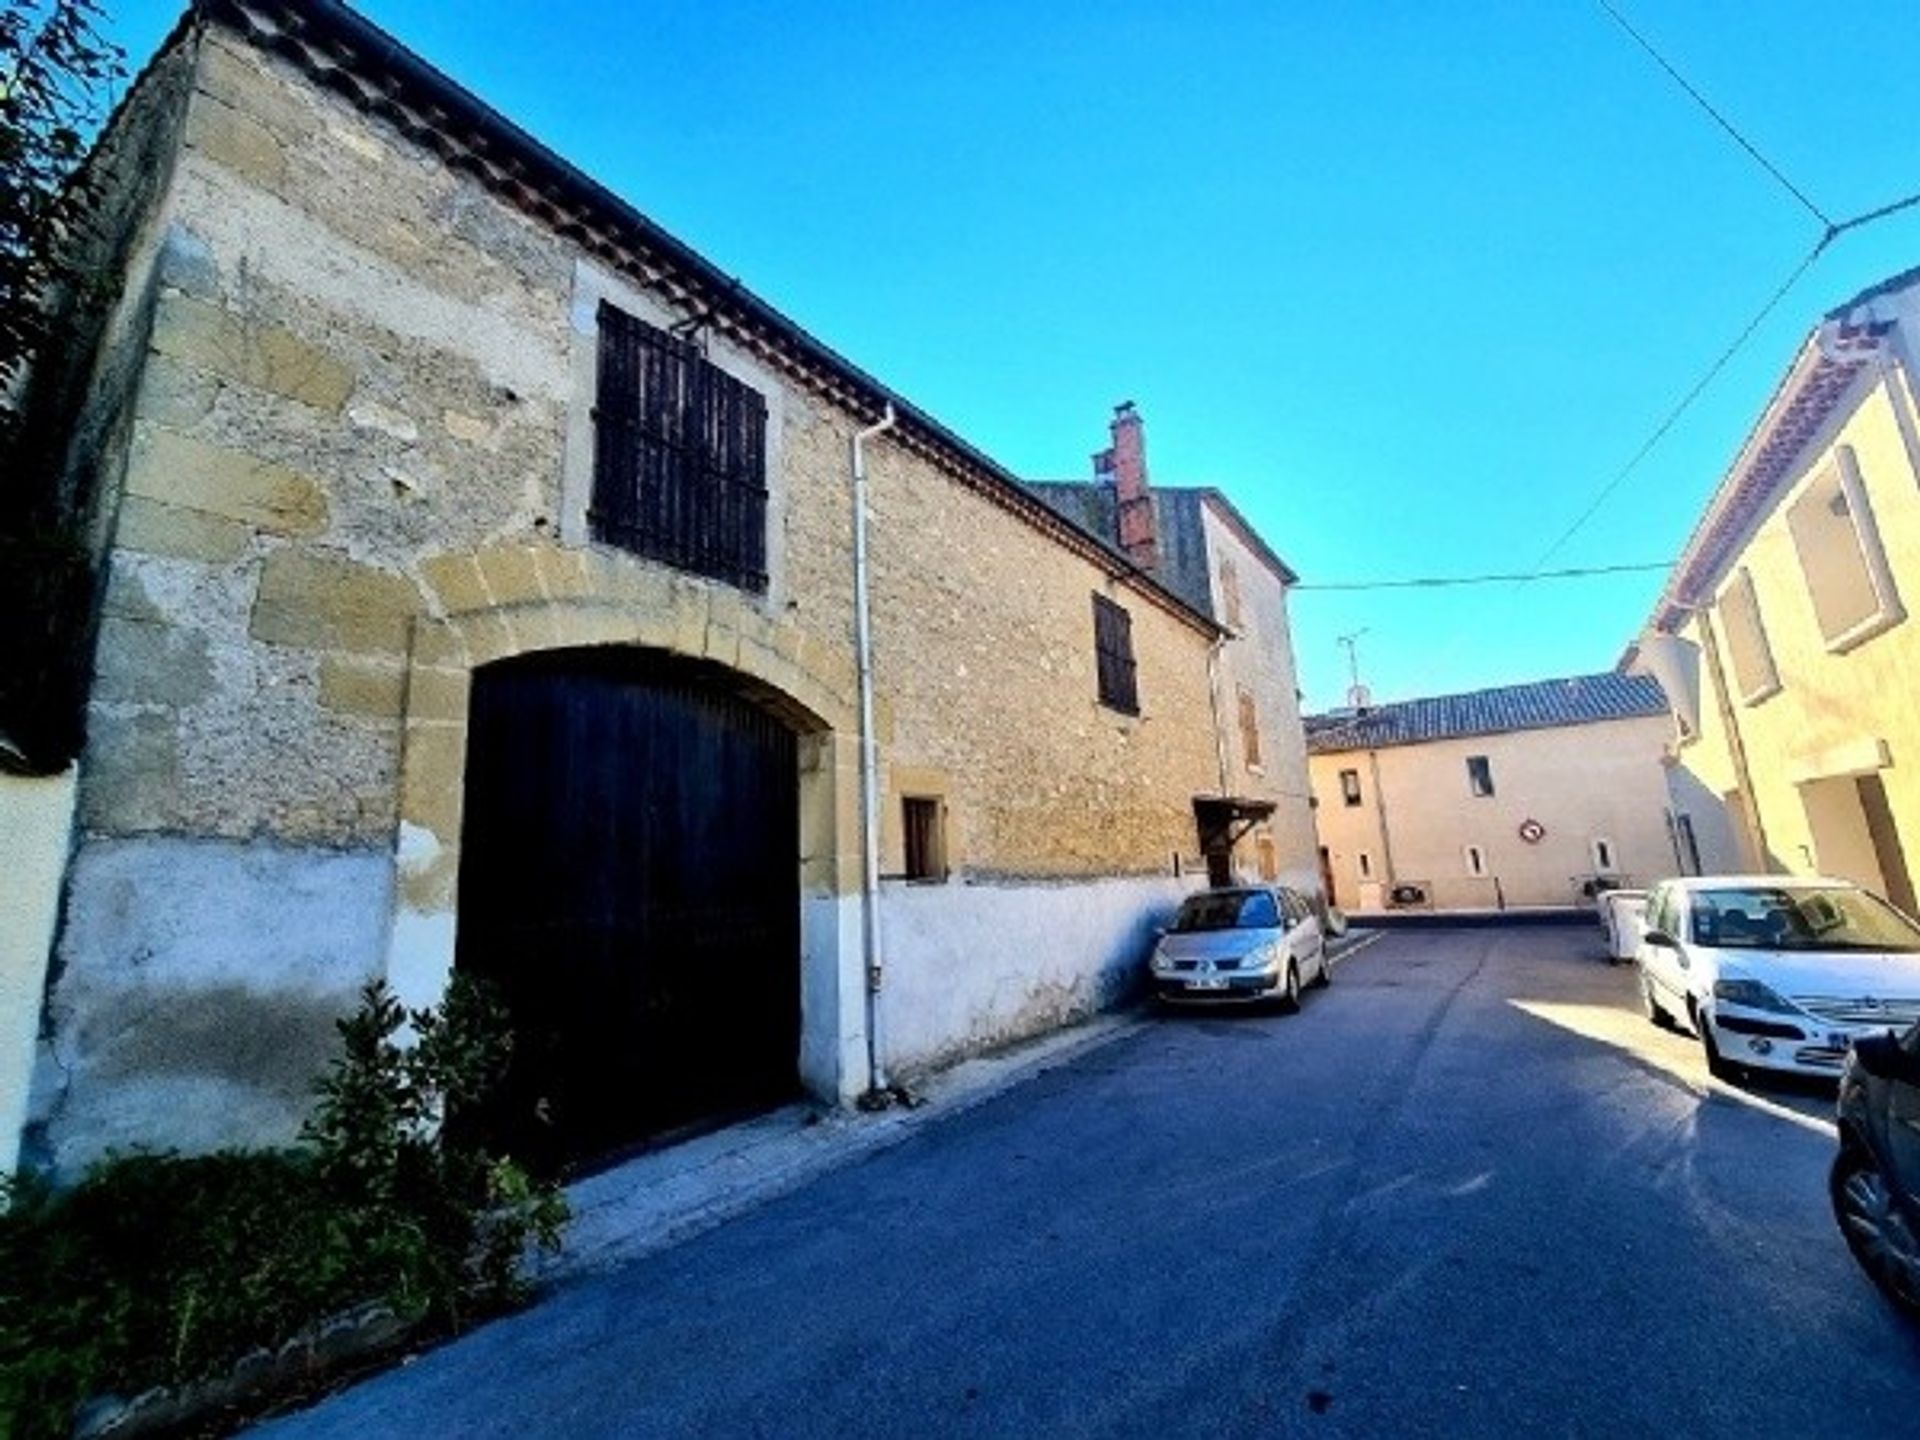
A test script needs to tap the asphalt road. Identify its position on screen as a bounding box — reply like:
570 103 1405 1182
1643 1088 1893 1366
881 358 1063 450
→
257 926 1920 1438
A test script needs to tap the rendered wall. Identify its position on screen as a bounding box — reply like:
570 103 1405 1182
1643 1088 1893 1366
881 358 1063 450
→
1663 361 1920 891
1310 715 1676 910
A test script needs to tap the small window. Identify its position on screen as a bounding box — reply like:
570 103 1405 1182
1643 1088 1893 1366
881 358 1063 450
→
1256 832 1278 881
1717 568 1779 704
902 797 946 882
1788 448 1904 651
1466 755 1494 797
1464 844 1487 877
1675 814 1702 875
1592 836 1616 873
1238 688 1262 770
1340 768 1362 807
1091 593 1139 715
1220 559 1244 629
1356 851 1373 881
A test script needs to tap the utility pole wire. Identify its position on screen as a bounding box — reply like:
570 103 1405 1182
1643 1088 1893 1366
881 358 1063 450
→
1531 238 1828 570
1594 0 1833 229
1297 560 1673 593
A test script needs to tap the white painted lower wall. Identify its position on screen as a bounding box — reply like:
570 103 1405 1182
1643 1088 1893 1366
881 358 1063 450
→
877 872 1202 1078
28 836 392 1178
0 767 79 1179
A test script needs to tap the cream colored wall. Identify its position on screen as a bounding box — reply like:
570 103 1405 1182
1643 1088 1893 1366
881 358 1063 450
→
0 770 78 1180
1665 363 1920 887
1310 714 1677 909
1201 506 1320 894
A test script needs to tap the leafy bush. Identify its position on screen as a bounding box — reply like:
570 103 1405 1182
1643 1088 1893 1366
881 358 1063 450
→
0 977 566 1440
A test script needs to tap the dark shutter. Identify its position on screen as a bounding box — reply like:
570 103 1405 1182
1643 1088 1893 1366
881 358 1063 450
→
1092 593 1138 715
591 303 769 592
902 797 944 881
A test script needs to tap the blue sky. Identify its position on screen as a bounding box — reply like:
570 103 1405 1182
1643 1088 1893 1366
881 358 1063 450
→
105 1 1920 710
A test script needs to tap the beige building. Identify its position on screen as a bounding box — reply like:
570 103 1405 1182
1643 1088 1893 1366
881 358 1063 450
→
0 1 1311 1177
1630 265 1920 911
1307 674 1674 912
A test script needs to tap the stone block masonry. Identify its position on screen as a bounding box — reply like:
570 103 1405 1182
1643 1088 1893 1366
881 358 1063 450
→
24 13 1243 1174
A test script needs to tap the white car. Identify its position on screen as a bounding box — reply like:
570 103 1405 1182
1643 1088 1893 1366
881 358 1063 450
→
1635 875 1920 1079
1148 886 1329 1010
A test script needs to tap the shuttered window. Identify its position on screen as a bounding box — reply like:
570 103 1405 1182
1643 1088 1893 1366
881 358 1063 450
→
902 797 946 882
591 302 769 592
1238 688 1262 768
1091 593 1139 715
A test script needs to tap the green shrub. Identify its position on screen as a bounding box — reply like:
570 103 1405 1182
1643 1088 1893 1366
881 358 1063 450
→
0 976 567 1440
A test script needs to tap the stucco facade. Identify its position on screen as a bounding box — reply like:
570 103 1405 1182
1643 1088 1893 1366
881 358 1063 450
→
1308 677 1675 912
1632 268 1920 911
1 3 1316 1176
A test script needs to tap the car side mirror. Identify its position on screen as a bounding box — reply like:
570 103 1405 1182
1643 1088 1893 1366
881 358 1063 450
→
1642 930 1675 949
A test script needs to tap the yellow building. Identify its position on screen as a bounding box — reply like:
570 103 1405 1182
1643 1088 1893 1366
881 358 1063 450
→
1630 265 1920 912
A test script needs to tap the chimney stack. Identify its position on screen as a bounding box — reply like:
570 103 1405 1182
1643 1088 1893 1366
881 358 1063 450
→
1093 401 1157 572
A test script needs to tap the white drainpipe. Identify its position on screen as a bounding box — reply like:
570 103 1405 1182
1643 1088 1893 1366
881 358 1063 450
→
851 403 896 1098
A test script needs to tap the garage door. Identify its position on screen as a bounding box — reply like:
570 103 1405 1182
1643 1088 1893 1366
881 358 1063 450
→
455 647 800 1174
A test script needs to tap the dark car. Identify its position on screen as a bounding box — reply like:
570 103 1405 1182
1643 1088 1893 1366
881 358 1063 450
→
1832 1021 1920 1317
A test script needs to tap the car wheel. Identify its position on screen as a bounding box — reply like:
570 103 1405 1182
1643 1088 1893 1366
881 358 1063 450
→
1640 972 1670 1030
1699 1015 1738 1082
1277 960 1301 1014
1831 1145 1920 1318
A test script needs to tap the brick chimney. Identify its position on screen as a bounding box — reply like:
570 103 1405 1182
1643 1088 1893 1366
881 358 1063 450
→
1093 401 1157 572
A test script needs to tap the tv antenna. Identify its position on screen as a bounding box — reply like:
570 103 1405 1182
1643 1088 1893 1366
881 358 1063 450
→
1337 629 1371 709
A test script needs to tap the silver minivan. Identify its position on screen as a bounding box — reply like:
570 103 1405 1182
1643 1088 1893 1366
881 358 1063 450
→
1148 886 1329 1010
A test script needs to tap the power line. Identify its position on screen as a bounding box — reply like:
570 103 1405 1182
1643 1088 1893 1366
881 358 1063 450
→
1297 560 1673 593
1594 0 1832 229
1530 238 1827 570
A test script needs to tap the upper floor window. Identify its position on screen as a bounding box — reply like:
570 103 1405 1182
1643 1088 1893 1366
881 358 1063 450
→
1466 755 1494 797
1092 593 1139 715
1717 567 1779 704
1238 688 1263 769
1787 447 1904 652
591 302 769 592
1464 843 1487 877
1339 768 1362 806
1220 558 1244 629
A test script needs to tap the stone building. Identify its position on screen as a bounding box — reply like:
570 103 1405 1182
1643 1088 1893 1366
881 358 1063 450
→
1306 673 1674 913
0 0 1310 1177
1028 408 1319 893
1629 265 1920 907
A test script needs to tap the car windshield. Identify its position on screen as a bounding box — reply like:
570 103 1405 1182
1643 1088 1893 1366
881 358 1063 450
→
1172 891 1280 932
1690 885 1920 954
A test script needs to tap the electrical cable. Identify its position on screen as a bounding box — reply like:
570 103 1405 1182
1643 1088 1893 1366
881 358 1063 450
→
1296 560 1673 593
1530 238 1827 570
1594 0 1832 228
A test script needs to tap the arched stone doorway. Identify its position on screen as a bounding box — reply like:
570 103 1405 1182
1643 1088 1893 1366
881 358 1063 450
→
456 646 801 1173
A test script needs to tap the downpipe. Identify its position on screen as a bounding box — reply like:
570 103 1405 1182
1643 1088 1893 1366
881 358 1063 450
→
851 403 896 1104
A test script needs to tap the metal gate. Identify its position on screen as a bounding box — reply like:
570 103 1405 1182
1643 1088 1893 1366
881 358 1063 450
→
455 647 800 1175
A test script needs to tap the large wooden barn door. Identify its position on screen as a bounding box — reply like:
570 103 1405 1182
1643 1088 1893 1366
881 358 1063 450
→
455 648 800 1175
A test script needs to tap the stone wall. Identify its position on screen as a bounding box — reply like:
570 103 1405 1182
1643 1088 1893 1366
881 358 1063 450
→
29 23 1232 1170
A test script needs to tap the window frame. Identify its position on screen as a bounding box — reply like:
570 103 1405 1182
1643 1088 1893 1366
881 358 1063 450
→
901 795 947 883
1591 836 1616 873
1238 687 1263 771
590 301 770 592
1466 755 1494 797
1715 566 1781 706
1356 850 1374 881
1220 558 1244 629
1339 768 1362 807
1786 446 1905 654
1091 593 1140 716
1464 843 1487 877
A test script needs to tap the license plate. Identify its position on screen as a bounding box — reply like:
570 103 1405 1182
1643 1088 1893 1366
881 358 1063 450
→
1188 977 1229 991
